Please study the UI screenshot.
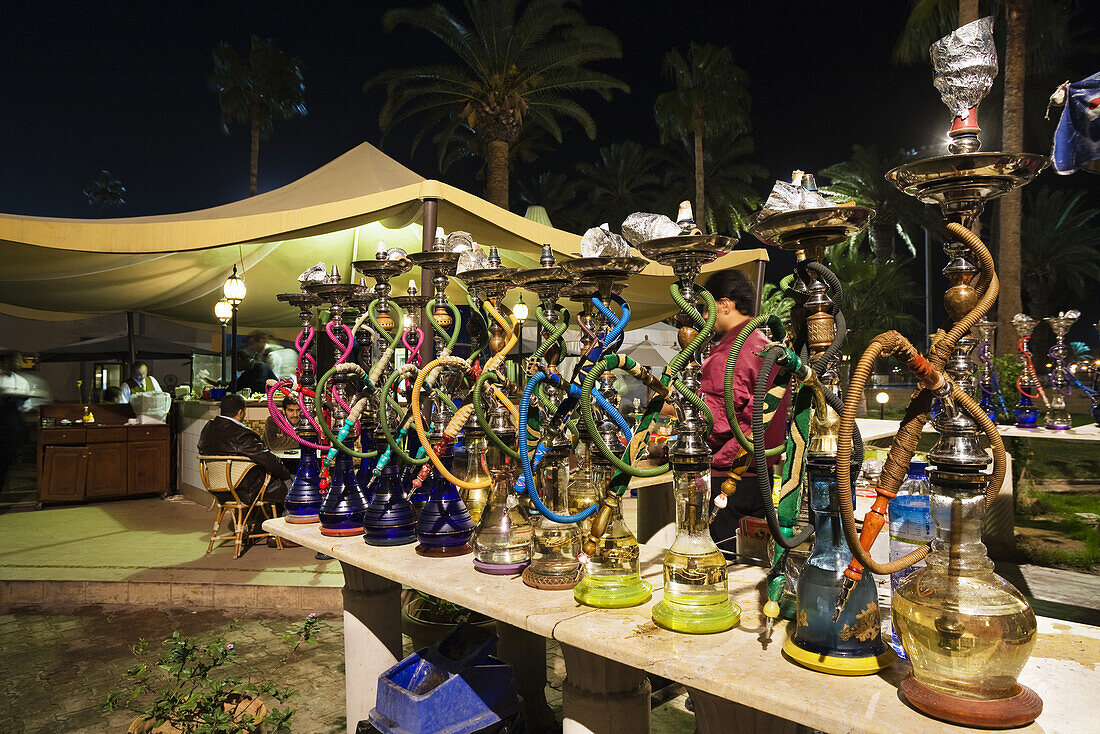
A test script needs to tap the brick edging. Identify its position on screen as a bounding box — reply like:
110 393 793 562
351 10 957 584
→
0 579 341 611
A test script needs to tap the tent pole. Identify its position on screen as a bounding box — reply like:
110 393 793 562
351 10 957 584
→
753 259 766 317
126 311 137 370
421 197 438 365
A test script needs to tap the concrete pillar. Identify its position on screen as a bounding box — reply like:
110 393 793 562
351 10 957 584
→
561 644 650 734
496 623 557 734
688 687 809 734
340 562 402 734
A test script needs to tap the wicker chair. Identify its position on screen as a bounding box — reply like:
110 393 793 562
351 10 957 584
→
199 455 283 559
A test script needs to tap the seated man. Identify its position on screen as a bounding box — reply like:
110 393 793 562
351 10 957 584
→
264 395 301 452
198 394 290 507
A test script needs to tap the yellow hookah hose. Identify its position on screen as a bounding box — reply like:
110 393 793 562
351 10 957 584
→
410 356 490 490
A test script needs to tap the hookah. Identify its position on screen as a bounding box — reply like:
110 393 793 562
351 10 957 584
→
300 270 372 537
272 290 324 523
408 245 530 574
406 231 478 557
750 196 888 671
833 18 1048 727
513 247 584 589
1043 310 1080 430
521 247 653 608
1011 314 1046 428
974 319 1011 423
634 228 742 633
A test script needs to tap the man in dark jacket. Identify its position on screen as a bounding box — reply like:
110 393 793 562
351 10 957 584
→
198 394 290 505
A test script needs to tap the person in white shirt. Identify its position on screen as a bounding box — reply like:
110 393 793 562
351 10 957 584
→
119 361 162 404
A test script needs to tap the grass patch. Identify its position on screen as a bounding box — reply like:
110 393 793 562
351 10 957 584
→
1015 487 1100 571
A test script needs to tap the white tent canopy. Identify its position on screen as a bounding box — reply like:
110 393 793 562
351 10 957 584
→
0 142 767 330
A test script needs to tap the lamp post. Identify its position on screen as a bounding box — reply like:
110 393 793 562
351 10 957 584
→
223 265 246 392
876 390 889 421
214 299 233 384
513 295 529 388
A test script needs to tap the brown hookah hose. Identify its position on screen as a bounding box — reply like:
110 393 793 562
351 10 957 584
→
835 222 1006 576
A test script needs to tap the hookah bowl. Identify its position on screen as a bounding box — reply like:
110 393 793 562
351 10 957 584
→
285 444 323 523
363 459 418 546
883 126 1048 724
415 445 475 557
318 452 369 537
1010 314 1042 429
1043 310 1080 430
784 459 892 674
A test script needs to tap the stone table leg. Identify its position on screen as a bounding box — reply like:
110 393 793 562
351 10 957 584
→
561 644 650 734
688 688 809 734
340 562 402 734
496 622 557 734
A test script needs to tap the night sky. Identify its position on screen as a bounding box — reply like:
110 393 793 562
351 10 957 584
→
2 1 1097 343
2 1 935 217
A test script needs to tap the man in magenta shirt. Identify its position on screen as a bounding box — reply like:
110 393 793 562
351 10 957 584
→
698 270 790 556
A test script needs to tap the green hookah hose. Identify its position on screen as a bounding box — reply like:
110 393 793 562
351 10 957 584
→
531 303 581 447
465 292 489 365
724 313 788 457
595 284 716 496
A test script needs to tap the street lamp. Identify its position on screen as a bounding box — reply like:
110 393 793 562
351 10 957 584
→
223 265 246 392
876 391 890 420
513 295 529 387
214 299 233 384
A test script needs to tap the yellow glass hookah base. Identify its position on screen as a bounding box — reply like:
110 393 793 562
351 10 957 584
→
652 546 740 634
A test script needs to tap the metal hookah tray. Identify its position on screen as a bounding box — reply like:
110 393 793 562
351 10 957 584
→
749 206 875 252
351 258 413 281
407 250 461 277
637 234 738 269
558 256 648 282
300 282 369 302
886 152 1049 208
514 266 572 292
276 292 321 308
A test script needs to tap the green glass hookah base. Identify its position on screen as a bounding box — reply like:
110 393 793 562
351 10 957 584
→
652 595 741 634
573 573 652 609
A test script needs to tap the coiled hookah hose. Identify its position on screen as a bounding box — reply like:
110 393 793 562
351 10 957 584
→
977 339 1012 420
1017 335 1049 407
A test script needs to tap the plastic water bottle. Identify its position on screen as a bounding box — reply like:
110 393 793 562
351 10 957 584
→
888 460 932 657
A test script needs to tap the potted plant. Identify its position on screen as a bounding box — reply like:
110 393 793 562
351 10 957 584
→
401 592 496 652
100 613 328 733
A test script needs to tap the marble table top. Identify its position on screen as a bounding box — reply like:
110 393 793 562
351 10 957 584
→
265 517 1099 734
856 417 1100 443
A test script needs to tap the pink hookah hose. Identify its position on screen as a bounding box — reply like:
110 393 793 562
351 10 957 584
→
324 321 355 364
399 326 424 391
295 327 317 377
266 380 328 451
1016 337 1049 405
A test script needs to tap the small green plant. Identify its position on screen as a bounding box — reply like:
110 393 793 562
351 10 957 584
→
409 592 478 624
992 354 1023 412
100 614 328 733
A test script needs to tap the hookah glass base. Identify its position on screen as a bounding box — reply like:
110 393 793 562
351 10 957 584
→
472 559 530 575
781 635 893 676
522 565 581 591
416 542 473 558
900 676 1043 729
573 573 651 608
652 593 740 634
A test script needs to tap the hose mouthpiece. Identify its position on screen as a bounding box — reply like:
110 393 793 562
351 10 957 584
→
832 578 856 622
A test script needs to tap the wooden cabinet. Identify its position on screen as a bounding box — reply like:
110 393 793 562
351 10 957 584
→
128 441 167 496
37 422 172 506
86 443 128 498
40 446 88 502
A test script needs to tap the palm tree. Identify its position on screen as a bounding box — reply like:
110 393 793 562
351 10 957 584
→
827 248 924 359
1020 187 1100 320
654 43 750 231
662 130 766 235
210 36 307 197
820 145 930 264
83 170 126 217
574 141 663 230
516 171 583 233
367 0 629 210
